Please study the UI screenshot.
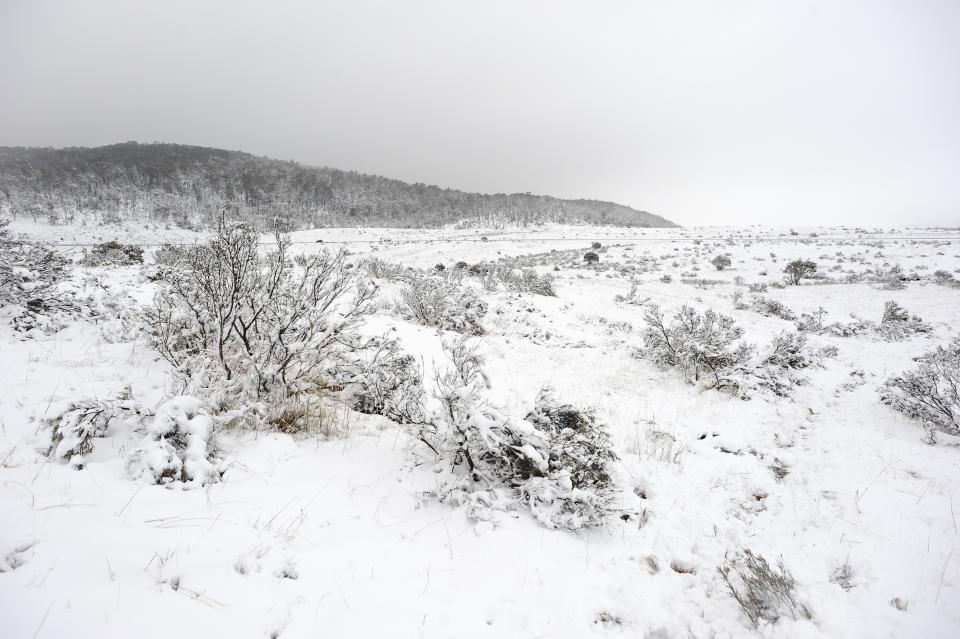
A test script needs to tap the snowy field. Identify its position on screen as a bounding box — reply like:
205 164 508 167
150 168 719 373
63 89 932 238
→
1 222 958 638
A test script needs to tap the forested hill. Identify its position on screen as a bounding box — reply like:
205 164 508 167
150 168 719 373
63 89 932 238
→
0 143 677 230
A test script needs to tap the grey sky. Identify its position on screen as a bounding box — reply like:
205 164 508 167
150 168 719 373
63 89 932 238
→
1 0 958 226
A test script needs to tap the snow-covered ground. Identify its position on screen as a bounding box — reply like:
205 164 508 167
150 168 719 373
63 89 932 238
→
1 223 958 638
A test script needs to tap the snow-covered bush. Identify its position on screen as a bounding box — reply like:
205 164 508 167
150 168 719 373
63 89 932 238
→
350 336 426 425
881 338 960 439
520 389 619 527
81 240 144 266
745 296 796 321
364 257 405 281
411 338 619 529
718 550 808 628
761 332 831 370
711 254 732 271
783 259 816 285
45 386 147 467
502 267 556 296
127 397 220 486
0 219 70 317
153 243 191 266
933 270 957 287
396 274 487 335
640 304 754 389
143 243 192 281
76 275 141 342
800 301 931 342
463 261 556 296
717 332 836 399
142 221 375 431
875 300 932 341
615 281 648 306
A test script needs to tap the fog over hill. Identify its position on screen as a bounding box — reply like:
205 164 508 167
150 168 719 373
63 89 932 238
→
0 143 677 230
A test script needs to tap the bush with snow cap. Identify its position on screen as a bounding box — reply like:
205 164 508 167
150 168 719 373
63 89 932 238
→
45 386 147 468
128 396 220 486
0 219 69 309
411 337 619 529
1 219 72 331
349 335 426 425
640 303 754 388
396 274 487 335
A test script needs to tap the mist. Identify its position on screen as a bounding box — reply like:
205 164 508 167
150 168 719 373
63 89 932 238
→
1 0 957 226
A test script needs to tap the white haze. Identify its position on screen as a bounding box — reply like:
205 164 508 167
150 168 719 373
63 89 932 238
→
0 0 957 226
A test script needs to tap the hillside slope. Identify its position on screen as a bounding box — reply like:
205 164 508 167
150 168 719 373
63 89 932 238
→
0 143 677 230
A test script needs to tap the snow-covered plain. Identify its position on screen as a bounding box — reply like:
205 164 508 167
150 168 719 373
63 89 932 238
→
1 223 958 638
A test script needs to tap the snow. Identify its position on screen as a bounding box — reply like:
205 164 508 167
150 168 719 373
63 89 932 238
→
1 222 958 638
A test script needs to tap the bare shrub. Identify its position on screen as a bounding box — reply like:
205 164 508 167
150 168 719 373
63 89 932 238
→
142 220 375 431
718 550 808 628
614 280 648 306
830 561 855 591
881 337 960 439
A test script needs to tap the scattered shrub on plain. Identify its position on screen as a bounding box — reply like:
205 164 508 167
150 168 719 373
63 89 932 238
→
718 550 808 628
396 274 488 335
81 240 144 266
881 337 960 440
783 259 817 285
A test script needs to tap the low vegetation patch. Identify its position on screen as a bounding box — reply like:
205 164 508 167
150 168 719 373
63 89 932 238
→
881 337 960 441
718 549 809 628
409 338 620 529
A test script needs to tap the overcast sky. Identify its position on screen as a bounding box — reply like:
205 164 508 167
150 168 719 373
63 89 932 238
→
1 0 958 226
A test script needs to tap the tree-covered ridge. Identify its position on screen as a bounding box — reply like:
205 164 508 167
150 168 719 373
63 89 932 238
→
0 142 677 229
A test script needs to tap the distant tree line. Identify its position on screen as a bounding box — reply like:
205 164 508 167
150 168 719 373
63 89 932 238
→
0 142 677 230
